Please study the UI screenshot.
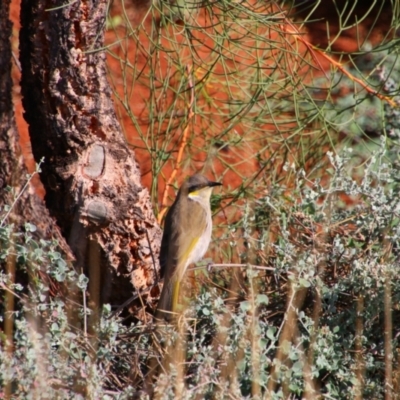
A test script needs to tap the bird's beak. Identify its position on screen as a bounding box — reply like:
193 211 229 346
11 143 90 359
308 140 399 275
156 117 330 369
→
208 181 222 188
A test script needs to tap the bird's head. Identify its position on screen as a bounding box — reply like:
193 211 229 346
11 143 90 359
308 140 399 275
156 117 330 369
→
183 174 222 203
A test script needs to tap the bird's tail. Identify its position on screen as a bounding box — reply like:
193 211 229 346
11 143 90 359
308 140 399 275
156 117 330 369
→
156 278 181 321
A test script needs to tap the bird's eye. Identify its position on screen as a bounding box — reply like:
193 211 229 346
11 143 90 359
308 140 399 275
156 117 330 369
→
189 184 203 193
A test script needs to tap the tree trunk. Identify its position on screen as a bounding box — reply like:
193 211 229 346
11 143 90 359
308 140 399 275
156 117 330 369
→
0 0 69 248
19 0 161 309
1 3 75 395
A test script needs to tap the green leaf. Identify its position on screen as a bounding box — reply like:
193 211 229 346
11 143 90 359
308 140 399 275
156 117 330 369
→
202 307 210 316
267 327 276 340
299 278 311 288
256 294 269 305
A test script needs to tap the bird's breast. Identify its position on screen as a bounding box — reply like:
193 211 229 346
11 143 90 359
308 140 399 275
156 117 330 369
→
187 218 212 266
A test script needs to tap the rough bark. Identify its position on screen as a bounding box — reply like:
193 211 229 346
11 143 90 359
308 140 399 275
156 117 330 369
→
19 0 161 307
0 0 69 249
1 4 73 391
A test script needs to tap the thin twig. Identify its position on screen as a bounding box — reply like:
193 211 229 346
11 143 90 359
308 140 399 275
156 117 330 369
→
312 49 397 107
146 228 158 279
0 159 43 228
0 281 22 300
383 240 394 400
189 263 293 274
12 51 22 72
277 5 398 108
158 64 195 224
108 286 155 319
82 268 88 338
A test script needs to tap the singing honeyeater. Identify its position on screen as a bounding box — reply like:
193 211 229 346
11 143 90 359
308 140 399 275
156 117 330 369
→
156 174 221 320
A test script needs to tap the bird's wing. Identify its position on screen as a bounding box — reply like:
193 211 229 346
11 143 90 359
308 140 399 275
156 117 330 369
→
174 200 207 276
159 198 183 279
161 199 207 281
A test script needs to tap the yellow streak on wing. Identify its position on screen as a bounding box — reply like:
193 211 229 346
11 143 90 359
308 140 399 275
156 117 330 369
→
172 237 200 312
179 237 199 276
172 280 180 313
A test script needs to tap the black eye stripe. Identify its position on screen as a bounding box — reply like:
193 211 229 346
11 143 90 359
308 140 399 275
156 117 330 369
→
187 180 221 193
188 184 206 193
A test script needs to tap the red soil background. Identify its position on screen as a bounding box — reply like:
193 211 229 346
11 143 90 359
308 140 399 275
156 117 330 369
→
8 0 393 206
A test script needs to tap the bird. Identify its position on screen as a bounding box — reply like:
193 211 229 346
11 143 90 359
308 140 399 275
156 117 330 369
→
156 174 222 321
